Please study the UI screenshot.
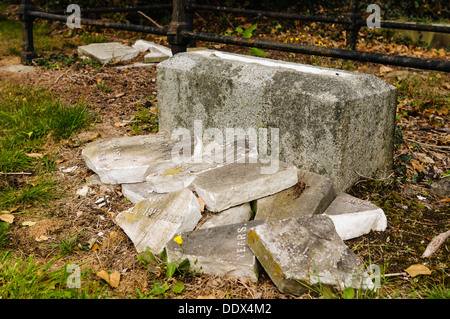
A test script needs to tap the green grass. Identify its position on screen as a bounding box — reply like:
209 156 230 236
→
0 222 9 249
0 12 110 58
0 251 107 299
0 83 92 211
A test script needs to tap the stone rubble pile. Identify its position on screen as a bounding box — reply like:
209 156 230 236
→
82 133 386 294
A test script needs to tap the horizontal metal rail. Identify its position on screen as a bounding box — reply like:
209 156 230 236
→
28 11 167 35
193 3 450 34
182 30 450 72
19 0 449 72
46 4 172 15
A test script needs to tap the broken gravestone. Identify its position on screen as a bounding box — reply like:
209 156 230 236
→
199 203 253 229
115 189 201 254
254 169 335 220
121 182 154 204
145 137 256 193
322 193 387 241
166 220 265 282
82 133 177 184
192 160 299 212
132 40 173 63
78 42 139 64
247 215 374 295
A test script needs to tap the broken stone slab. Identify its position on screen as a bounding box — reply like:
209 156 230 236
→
166 219 265 282
157 50 397 193
254 169 335 221
145 137 257 193
198 203 253 229
78 42 139 64
132 40 172 56
247 215 374 295
192 161 299 212
81 133 178 184
322 193 387 241
115 189 201 254
121 182 154 204
132 40 172 63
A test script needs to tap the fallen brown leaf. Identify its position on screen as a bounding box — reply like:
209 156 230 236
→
26 153 44 159
35 235 49 242
405 264 432 277
109 272 121 288
96 270 109 282
96 270 121 288
0 214 14 223
114 121 128 127
379 65 393 74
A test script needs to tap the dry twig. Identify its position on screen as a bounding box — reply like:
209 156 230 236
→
137 11 163 29
422 230 450 258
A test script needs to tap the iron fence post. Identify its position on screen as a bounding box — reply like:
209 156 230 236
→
168 0 189 54
186 0 196 47
345 0 361 50
19 0 37 64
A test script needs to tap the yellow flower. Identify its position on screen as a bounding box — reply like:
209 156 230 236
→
174 236 183 245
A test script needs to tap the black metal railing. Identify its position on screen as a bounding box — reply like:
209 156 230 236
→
19 0 450 72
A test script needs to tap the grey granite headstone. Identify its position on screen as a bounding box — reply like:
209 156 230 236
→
157 50 397 193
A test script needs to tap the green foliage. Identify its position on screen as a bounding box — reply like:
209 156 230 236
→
46 232 81 256
0 178 60 209
136 247 190 298
0 83 90 211
0 222 10 249
0 251 105 299
131 101 159 135
224 23 269 57
46 100 92 140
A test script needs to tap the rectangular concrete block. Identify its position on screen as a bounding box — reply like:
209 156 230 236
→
115 189 201 254
166 220 265 282
157 50 397 193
